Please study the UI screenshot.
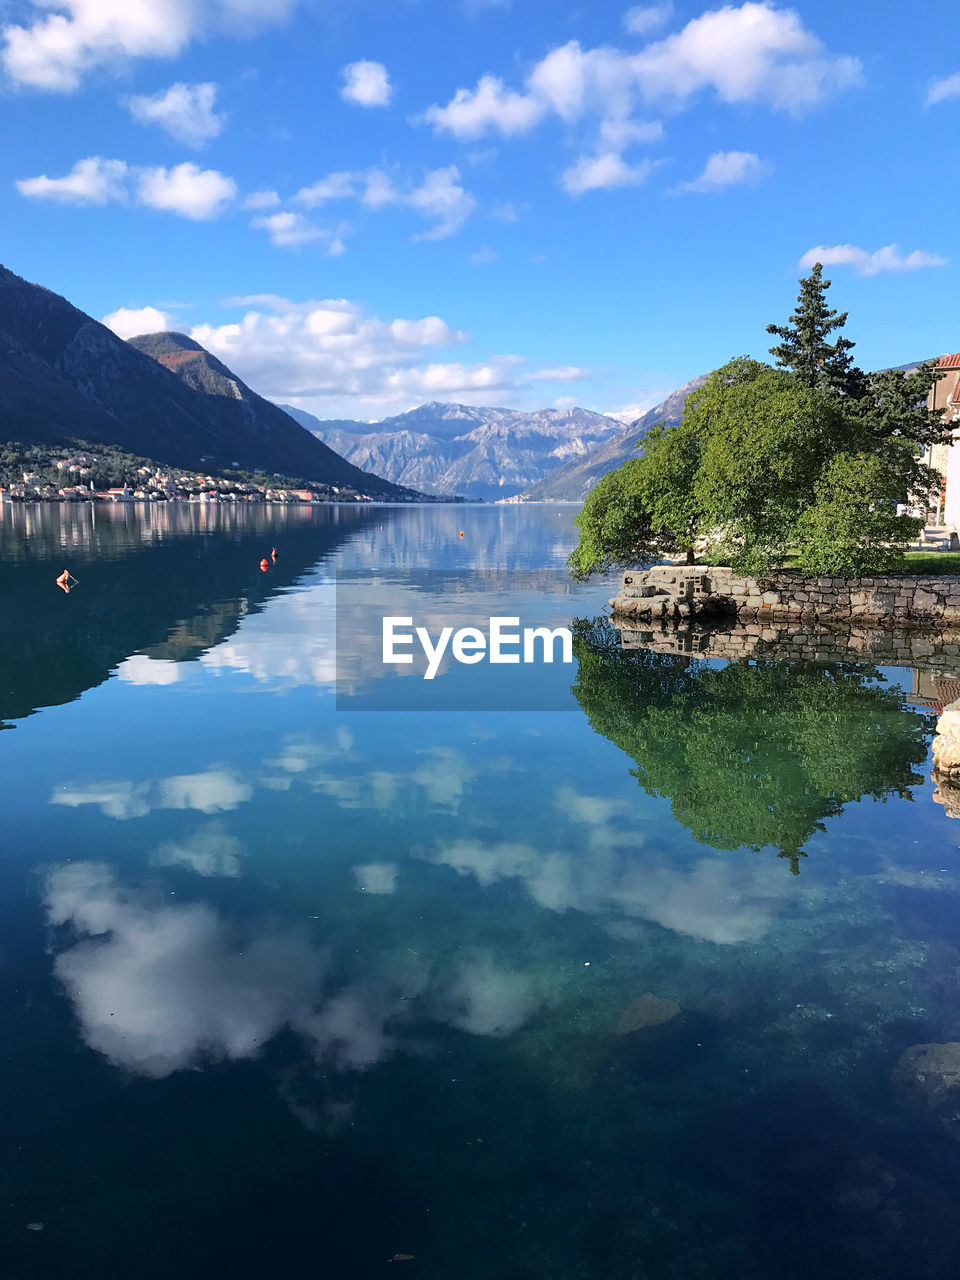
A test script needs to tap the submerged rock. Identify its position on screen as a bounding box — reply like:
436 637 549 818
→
616 993 681 1034
894 1042 960 1122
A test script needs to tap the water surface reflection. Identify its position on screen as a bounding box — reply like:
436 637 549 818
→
573 617 933 871
2 505 960 1280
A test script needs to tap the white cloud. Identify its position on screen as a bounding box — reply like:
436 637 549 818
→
251 210 345 253
352 863 398 894
599 116 663 148
137 162 237 219
433 952 545 1037
562 152 653 195
16 155 127 204
153 821 245 877
43 861 548 1080
674 149 768 193
926 72 960 107
52 768 252 818
125 81 223 147
189 294 469 405
526 365 585 382
160 769 252 813
293 171 357 204
186 293 585 414
340 59 391 107
469 243 497 265
420 4 860 190
293 165 476 241
43 861 330 1077
799 243 947 276
628 4 862 110
419 74 546 138
243 188 281 210
604 389 671 422
2 0 298 92
403 166 477 240
420 833 788 945
51 780 151 820
624 3 673 34
102 307 175 340
18 156 237 219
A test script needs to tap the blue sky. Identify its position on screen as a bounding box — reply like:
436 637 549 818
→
1 0 957 421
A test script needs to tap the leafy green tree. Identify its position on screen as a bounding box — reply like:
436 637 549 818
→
766 262 865 397
688 358 855 571
796 452 923 575
571 619 930 872
569 267 950 579
852 360 948 451
568 417 707 579
568 461 655 581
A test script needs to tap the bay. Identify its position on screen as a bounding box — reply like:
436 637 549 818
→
2 500 959 1279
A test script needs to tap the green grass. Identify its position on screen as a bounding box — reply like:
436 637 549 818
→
901 551 960 574
706 551 960 574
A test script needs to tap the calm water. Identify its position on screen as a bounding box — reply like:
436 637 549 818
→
3 501 960 1279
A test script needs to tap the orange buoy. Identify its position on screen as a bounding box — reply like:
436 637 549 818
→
56 569 71 593
459 531 464 539
271 546 278 562
259 558 269 572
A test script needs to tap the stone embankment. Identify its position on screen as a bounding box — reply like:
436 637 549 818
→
617 621 960 673
611 565 960 627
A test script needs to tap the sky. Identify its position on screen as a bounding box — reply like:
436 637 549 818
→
1 0 957 422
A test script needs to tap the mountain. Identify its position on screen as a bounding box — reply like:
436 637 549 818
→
283 401 624 502
516 375 711 502
0 264 410 497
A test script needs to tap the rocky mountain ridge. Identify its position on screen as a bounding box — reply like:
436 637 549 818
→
515 376 711 502
283 400 624 502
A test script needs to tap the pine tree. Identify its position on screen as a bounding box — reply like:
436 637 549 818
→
766 262 865 397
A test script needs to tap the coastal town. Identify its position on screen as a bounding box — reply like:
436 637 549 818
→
0 452 410 505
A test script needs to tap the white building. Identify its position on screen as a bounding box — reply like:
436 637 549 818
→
926 353 960 525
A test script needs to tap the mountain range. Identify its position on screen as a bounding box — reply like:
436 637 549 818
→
0 261 712 506
0 265 411 498
515 376 710 501
283 401 625 502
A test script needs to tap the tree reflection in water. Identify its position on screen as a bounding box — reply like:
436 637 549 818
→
571 618 933 872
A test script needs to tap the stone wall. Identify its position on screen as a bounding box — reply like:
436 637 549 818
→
611 564 960 627
617 620 960 674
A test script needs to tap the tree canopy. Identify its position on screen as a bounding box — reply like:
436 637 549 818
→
569 266 949 578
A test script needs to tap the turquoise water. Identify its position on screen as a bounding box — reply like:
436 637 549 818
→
4 501 960 1279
